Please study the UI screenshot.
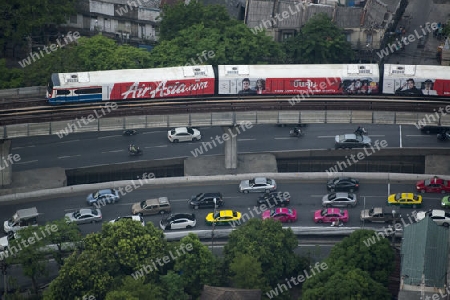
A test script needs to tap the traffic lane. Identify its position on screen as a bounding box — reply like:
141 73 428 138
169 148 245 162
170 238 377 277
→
0 181 440 236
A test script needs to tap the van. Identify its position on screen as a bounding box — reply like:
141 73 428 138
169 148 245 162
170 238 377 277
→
3 207 39 234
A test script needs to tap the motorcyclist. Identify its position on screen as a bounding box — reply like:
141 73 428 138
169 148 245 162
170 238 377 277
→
129 144 138 153
293 127 300 135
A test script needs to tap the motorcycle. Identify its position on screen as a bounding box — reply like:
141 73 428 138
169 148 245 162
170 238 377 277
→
129 145 143 156
289 128 304 137
437 131 450 141
354 127 368 135
123 129 138 136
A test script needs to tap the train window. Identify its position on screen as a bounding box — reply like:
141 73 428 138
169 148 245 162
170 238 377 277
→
74 88 102 94
56 90 71 95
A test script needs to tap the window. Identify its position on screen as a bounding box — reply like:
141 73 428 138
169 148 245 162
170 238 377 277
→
366 34 373 44
74 88 102 94
57 90 71 95
346 34 351 42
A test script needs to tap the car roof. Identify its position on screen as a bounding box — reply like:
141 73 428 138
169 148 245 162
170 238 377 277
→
431 209 446 217
79 208 95 215
254 177 268 183
98 189 114 194
145 197 170 205
219 210 234 217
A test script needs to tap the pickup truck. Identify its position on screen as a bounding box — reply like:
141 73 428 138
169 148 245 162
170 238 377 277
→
360 207 401 223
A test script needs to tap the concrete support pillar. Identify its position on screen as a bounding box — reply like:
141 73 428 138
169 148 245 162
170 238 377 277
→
222 126 238 169
0 140 13 187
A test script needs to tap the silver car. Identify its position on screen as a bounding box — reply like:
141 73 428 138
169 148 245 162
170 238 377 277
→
322 192 357 208
65 208 102 224
335 134 371 149
239 177 277 193
160 213 197 230
167 127 201 143
86 189 120 206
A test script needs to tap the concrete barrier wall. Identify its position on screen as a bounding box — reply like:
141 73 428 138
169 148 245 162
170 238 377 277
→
0 86 46 98
1 110 449 139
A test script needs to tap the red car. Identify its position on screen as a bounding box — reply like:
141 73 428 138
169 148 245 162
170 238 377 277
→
416 177 450 194
262 208 297 223
314 208 349 223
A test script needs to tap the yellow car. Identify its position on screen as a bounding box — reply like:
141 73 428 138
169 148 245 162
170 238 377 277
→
205 210 242 226
387 193 422 208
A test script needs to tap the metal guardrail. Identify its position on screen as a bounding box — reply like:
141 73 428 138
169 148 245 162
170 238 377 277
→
1 110 448 139
0 86 46 98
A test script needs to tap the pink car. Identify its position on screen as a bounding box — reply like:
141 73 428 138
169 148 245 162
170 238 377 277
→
262 208 297 223
314 208 349 223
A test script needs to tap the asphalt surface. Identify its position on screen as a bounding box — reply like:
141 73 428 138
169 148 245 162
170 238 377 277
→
9 124 447 172
0 180 443 237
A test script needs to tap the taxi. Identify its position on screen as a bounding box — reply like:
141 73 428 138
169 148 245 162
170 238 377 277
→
205 210 242 226
387 193 422 208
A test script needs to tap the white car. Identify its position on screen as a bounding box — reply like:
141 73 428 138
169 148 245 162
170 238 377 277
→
417 209 450 227
167 127 201 143
160 213 197 230
109 215 145 227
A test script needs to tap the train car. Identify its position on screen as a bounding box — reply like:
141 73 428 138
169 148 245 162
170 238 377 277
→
46 65 216 104
383 64 450 96
217 64 380 96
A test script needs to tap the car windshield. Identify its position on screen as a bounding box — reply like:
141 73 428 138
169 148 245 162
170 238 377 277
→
170 130 175 135
93 192 99 199
266 179 272 184
196 193 204 200
395 193 402 200
413 195 420 201
91 209 98 215
140 201 147 209
321 209 328 216
328 193 337 200
249 179 255 185
424 179 431 185
348 194 354 200
73 212 81 219
187 127 194 134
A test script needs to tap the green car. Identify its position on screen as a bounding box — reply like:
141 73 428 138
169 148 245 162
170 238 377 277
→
441 196 450 208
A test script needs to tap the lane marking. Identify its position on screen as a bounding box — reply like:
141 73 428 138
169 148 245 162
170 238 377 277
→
237 139 256 141
143 131 166 134
318 136 335 138
399 125 402 148
406 135 434 137
145 145 168 148
101 150 124 153
12 145 36 150
274 137 292 140
58 139 80 144
58 155 81 159
98 135 122 139
15 160 38 165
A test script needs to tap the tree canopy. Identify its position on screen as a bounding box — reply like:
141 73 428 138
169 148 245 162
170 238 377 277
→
283 13 354 63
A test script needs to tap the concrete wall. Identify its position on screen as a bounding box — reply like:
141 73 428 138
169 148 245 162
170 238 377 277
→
0 140 12 187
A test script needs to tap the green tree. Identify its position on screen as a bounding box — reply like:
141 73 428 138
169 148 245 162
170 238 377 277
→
229 253 266 289
105 276 163 300
6 226 51 296
44 220 168 299
283 13 354 63
224 218 299 287
302 268 391 300
0 59 24 88
44 218 83 268
327 229 395 284
0 0 76 51
159 2 235 41
173 234 219 298
160 271 190 300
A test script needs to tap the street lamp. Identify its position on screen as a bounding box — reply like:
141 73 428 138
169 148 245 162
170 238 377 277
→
211 198 217 255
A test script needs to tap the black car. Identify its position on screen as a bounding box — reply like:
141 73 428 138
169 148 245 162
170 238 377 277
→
189 192 224 209
420 125 450 134
257 191 291 207
327 177 359 192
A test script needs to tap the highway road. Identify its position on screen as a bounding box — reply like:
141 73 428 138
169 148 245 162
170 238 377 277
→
9 123 447 172
0 181 444 237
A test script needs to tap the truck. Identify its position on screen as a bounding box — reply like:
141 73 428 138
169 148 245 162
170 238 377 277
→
360 207 401 223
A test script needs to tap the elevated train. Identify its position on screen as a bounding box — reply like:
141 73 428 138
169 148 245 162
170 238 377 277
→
46 64 450 104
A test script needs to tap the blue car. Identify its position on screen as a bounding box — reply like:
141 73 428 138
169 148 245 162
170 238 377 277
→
86 189 120 206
